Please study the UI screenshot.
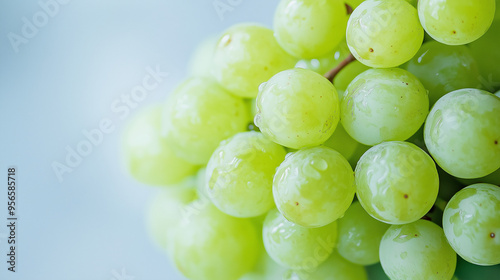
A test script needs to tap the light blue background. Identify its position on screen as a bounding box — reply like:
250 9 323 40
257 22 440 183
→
0 1 275 279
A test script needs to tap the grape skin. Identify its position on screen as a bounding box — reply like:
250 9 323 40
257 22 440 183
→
212 23 296 98
262 209 337 270
418 0 496 45
346 0 424 68
443 184 500 266
380 220 457 280
405 41 481 106
172 202 259 280
355 141 439 224
337 201 390 265
206 131 287 218
124 106 197 185
162 77 249 165
146 178 197 252
273 146 355 228
424 89 500 179
341 68 429 146
255 68 339 149
273 0 348 59
283 250 368 280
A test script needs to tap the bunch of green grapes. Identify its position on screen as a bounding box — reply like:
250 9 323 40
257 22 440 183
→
122 0 500 279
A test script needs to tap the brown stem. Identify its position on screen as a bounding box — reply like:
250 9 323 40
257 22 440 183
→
345 3 353 15
324 53 356 83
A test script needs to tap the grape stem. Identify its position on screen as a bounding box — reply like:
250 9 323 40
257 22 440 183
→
324 53 356 83
434 197 448 212
345 3 353 15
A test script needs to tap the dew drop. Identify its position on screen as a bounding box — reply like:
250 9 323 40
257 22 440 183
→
311 158 328 171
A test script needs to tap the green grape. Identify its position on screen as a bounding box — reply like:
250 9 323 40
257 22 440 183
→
332 60 370 92
262 209 337 270
418 0 495 45
406 41 481 106
172 202 259 280
273 0 348 59
123 106 197 185
337 201 390 265
255 68 340 149
469 20 500 93
355 141 439 224
295 40 351 76
443 183 500 266
424 89 500 179
146 177 197 252
240 250 288 280
322 123 361 163
162 77 249 165
212 23 296 98
346 0 423 68
273 146 355 227
496 90 500 97
206 131 287 218
284 250 368 280
380 220 457 280
188 35 217 77
341 68 429 146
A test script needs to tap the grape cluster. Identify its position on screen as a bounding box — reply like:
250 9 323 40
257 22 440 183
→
124 0 500 279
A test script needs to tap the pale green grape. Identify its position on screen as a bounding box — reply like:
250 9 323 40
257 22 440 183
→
322 123 361 163
333 60 370 92
418 0 495 45
496 90 500 97
274 0 348 59
273 146 354 227
206 131 287 218
295 40 351 75
346 0 423 68
146 177 197 251
124 106 197 185
341 68 429 146
172 202 259 280
262 209 337 270
355 141 439 224
188 35 217 77
469 20 500 93
406 41 481 106
162 77 249 165
337 201 390 265
424 89 500 179
212 23 296 98
255 68 339 149
239 250 288 280
284 250 368 280
443 183 500 266
380 220 457 280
